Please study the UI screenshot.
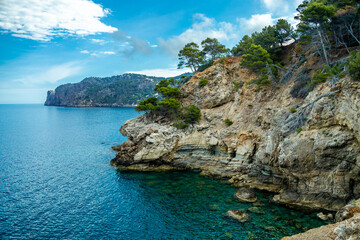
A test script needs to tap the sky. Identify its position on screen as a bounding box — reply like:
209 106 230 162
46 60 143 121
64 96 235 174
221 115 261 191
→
0 0 302 104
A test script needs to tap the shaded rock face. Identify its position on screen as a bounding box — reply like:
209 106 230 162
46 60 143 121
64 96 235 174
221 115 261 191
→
111 57 360 212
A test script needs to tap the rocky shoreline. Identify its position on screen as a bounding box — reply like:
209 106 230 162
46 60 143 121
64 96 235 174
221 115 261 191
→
111 57 360 238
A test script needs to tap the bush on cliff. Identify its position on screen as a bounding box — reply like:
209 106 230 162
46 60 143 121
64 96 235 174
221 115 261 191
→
136 78 201 129
136 78 181 114
135 97 158 111
241 44 272 73
173 105 201 129
156 98 181 113
198 78 209 88
182 105 201 124
224 118 233 126
348 51 360 80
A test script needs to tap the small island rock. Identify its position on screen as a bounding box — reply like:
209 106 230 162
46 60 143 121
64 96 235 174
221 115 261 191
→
234 187 257 203
224 210 251 223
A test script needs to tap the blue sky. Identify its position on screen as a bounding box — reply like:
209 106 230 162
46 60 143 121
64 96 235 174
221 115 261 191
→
0 0 302 103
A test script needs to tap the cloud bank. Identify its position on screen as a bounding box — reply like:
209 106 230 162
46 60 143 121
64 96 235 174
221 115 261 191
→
126 67 190 78
158 14 238 56
0 0 117 41
113 31 154 57
14 61 83 85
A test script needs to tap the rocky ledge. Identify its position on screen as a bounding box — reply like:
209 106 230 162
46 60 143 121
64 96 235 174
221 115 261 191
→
111 56 360 236
282 199 360 239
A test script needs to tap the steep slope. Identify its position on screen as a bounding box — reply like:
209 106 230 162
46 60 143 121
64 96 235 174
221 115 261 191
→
45 73 190 107
111 56 360 212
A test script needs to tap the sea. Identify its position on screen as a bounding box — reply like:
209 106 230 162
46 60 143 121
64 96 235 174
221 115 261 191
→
0 104 328 239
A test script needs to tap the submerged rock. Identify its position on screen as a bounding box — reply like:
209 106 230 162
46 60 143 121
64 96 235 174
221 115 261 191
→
224 210 251 223
248 207 266 214
234 188 257 203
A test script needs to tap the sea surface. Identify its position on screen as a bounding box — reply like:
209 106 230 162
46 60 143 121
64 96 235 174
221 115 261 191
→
0 104 328 240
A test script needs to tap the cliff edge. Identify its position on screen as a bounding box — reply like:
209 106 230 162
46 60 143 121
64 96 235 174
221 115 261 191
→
112 55 359 211
111 54 360 236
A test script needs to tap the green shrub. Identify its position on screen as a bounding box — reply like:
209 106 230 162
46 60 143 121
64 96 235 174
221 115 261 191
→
198 60 214 72
219 57 226 65
290 107 297 113
241 44 272 73
296 128 303 134
156 98 181 113
306 69 330 91
199 78 209 88
183 105 201 124
173 121 189 129
233 81 244 91
224 118 233 126
348 51 360 80
135 97 158 111
247 75 271 88
157 87 181 98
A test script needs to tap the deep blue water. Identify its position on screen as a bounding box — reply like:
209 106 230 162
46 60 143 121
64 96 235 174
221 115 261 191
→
0 105 327 239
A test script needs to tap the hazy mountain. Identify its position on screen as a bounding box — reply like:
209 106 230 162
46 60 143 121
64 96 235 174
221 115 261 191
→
45 73 190 107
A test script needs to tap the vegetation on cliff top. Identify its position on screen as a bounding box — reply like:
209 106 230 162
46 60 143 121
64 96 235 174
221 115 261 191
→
136 0 360 129
135 78 201 129
176 0 359 91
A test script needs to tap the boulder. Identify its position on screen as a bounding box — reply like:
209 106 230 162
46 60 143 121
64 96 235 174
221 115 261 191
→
224 210 251 223
234 188 257 203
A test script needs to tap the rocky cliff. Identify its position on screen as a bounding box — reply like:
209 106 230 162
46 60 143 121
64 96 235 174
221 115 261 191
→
45 73 189 107
111 55 360 213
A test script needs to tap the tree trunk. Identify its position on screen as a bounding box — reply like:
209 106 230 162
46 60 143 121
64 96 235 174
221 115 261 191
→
345 23 360 45
266 63 277 83
317 26 329 66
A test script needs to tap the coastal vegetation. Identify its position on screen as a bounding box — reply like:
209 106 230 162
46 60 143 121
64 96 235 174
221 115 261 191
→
135 78 201 128
177 0 359 90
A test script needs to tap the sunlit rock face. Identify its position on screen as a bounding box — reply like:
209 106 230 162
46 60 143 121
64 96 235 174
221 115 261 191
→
111 56 360 212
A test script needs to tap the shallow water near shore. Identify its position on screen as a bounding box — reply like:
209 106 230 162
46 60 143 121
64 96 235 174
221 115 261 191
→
0 105 328 239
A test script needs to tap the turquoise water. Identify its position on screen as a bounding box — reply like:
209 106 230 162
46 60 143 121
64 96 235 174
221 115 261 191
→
0 105 327 239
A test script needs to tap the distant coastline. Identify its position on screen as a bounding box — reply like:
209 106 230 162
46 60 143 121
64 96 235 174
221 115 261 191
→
45 73 191 107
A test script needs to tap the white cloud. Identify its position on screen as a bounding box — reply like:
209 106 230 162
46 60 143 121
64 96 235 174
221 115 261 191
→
262 0 290 15
14 61 83 85
0 0 117 41
101 51 115 55
91 38 107 45
261 0 302 16
238 14 274 35
126 67 190 78
158 14 239 56
79 50 116 56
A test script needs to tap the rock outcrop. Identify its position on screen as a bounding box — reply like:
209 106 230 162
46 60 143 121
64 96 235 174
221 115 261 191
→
111 56 360 213
282 199 360 239
234 187 258 203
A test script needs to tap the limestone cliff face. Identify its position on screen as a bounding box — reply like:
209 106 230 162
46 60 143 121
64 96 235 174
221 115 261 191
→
111 57 360 212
